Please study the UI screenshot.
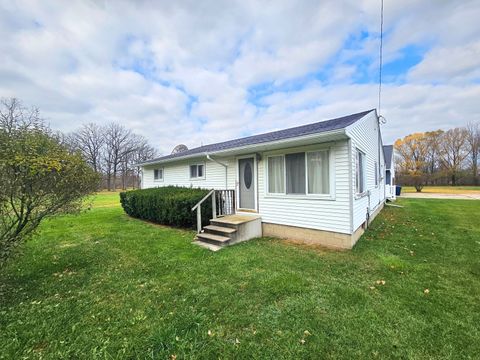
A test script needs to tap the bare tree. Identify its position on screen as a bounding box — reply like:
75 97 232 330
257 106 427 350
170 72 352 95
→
438 128 469 185
466 122 480 185
424 130 443 185
69 123 105 173
103 123 136 191
0 98 44 134
131 138 157 189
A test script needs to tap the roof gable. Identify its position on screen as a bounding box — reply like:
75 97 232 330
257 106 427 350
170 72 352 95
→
383 145 393 169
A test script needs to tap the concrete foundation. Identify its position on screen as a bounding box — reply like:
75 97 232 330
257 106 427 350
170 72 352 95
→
263 201 385 250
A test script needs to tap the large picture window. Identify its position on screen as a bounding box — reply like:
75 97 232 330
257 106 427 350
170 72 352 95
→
267 149 330 196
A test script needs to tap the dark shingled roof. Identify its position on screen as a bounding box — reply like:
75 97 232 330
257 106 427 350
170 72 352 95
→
142 109 375 165
383 145 393 169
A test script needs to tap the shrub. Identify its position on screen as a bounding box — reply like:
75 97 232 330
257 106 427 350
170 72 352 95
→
120 186 212 229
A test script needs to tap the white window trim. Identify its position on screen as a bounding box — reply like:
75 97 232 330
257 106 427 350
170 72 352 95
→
264 145 335 201
355 149 367 197
154 167 164 182
189 162 206 180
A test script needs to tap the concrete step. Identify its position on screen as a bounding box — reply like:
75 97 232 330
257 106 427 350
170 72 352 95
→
192 240 223 252
196 232 231 246
203 225 237 236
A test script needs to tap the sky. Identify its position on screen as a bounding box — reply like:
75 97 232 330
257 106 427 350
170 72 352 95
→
1 0 479 155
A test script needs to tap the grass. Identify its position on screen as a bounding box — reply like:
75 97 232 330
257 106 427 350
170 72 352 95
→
1 193 479 359
402 185 480 194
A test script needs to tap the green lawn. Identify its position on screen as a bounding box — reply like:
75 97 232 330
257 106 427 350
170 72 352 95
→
402 185 480 193
1 193 479 359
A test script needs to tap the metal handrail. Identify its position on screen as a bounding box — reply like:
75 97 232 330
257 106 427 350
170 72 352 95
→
191 189 215 211
191 189 216 234
191 189 235 234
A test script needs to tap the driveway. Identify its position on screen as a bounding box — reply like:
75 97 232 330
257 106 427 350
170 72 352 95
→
400 193 480 200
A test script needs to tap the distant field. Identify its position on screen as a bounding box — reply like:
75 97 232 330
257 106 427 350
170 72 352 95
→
402 186 480 194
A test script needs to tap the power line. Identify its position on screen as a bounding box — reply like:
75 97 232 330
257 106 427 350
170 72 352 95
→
378 0 384 115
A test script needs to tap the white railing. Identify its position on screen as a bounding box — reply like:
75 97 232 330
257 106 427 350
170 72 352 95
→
191 189 235 233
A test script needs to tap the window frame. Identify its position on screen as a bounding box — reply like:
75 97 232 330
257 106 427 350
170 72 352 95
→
356 149 366 195
189 162 206 180
153 167 164 182
265 145 334 200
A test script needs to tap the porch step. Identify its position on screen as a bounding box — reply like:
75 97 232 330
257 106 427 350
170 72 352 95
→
196 232 231 246
203 225 237 236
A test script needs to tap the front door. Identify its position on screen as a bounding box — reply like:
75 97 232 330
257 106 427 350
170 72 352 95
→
238 157 255 210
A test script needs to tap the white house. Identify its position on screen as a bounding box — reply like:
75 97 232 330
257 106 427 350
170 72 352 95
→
383 145 396 200
138 109 386 250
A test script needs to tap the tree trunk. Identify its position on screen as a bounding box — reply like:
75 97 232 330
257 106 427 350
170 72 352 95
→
451 174 456 186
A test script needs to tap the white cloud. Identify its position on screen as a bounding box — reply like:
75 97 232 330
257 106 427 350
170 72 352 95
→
0 0 479 154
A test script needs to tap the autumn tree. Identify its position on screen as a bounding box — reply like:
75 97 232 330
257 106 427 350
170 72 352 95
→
394 133 429 192
0 98 99 263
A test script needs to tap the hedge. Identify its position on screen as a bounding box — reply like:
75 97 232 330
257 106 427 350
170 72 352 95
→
120 186 212 229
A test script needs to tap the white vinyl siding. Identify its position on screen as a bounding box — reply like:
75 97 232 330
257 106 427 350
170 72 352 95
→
346 111 386 231
260 141 350 234
142 157 234 190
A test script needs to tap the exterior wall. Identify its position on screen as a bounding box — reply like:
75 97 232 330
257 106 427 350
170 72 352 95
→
142 156 236 190
346 111 386 232
257 140 352 234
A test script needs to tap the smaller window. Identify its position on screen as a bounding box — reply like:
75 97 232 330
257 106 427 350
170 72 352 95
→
154 168 163 181
356 150 365 194
190 163 205 179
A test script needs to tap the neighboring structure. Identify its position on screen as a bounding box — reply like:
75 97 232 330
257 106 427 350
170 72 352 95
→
138 109 386 250
383 145 396 200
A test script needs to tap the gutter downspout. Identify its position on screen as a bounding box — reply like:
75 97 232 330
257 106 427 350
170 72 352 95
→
206 153 228 189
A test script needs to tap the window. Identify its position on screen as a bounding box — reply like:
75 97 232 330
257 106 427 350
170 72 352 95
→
286 152 306 194
267 155 285 193
154 168 163 181
307 151 329 194
356 150 365 193
190 163 205 179
267 149 330 196
374 161 378 186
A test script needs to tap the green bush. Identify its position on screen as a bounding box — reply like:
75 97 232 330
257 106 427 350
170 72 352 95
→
120 186 212 229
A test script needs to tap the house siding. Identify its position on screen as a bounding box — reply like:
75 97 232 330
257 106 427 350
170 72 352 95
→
346 111 386 231
257 140 352 234
142 156 236 190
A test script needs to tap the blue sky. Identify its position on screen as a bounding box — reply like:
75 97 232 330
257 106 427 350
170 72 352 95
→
1 0 479 154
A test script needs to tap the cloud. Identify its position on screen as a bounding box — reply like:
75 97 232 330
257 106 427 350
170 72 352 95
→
0 0 479 154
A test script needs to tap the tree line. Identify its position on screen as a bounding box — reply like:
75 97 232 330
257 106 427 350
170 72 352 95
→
66 120 157 191
394 122 480 191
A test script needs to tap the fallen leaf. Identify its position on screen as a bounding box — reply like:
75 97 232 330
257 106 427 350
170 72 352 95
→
304 330 311 336
300 339 306 345
207 330 213 337
424 288 430 294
